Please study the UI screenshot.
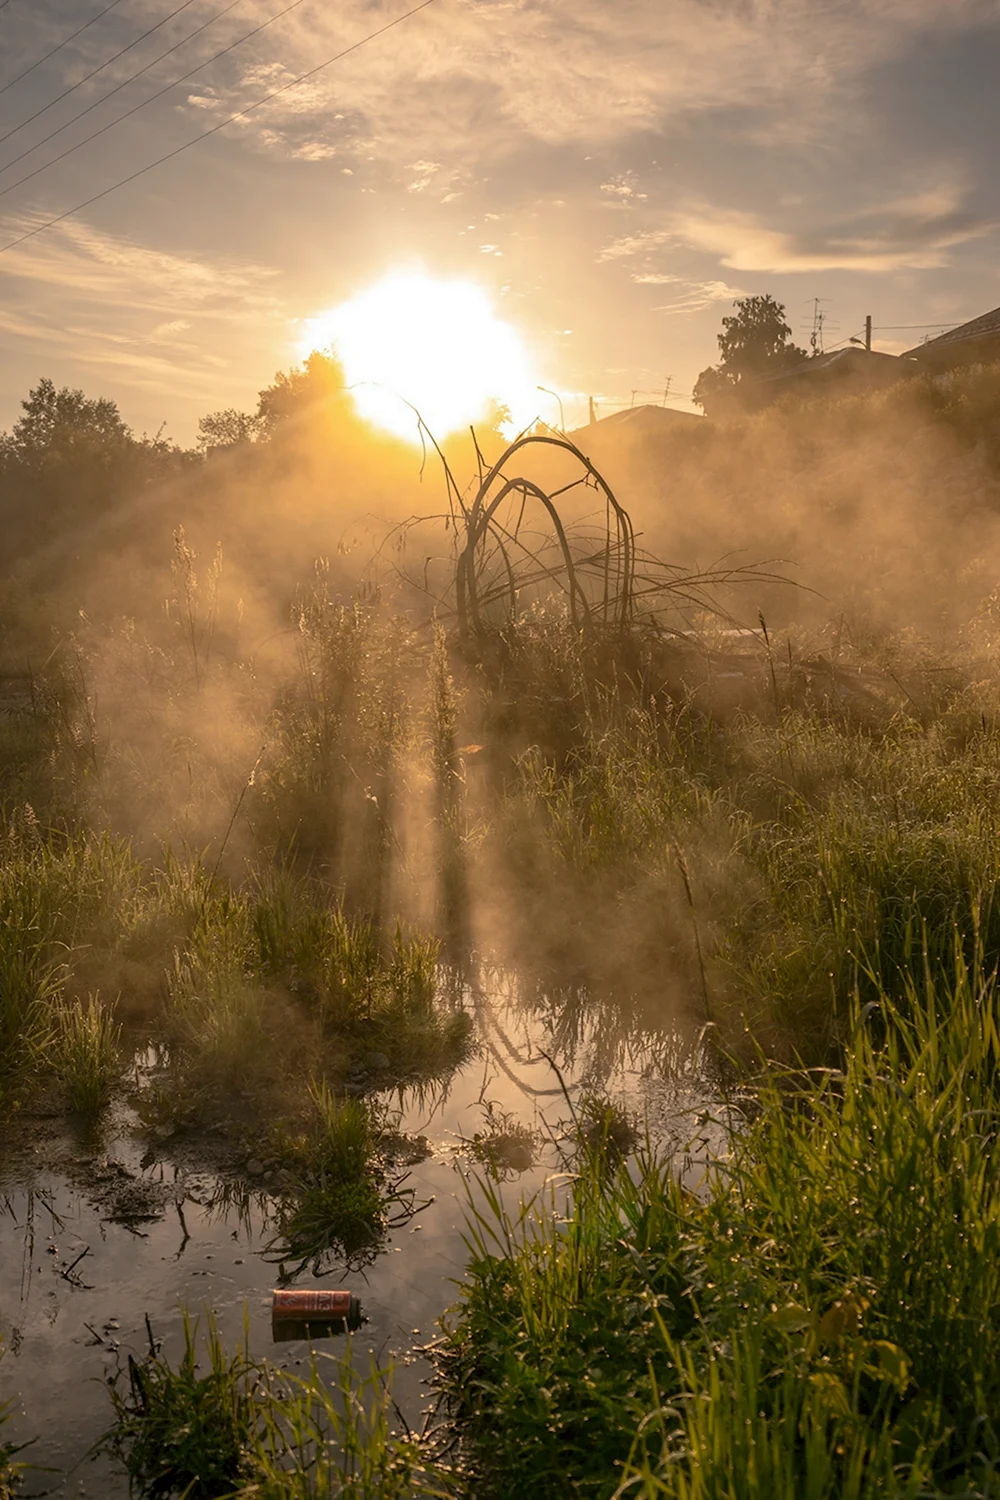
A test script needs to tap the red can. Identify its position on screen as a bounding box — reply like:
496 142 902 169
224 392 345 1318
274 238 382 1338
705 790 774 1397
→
271 1288 362 1341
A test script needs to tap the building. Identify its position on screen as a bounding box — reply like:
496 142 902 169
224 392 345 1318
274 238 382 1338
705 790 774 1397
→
750 346 910 405
902 306 1000 371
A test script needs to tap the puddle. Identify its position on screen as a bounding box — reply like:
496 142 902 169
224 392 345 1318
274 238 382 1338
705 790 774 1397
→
0 974 720 1496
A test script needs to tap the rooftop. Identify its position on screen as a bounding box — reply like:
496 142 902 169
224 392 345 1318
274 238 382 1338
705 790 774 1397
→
903 306 1000 360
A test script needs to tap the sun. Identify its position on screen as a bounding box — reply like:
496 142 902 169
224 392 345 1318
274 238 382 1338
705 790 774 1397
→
297 271 544 443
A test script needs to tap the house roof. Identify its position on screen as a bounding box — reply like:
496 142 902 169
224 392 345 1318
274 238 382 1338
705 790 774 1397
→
903 306 1000 360
588 403 700 431
753 345 902 389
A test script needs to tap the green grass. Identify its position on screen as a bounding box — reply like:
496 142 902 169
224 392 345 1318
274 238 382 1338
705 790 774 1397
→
50 992 122 1115
101 1314 455 1499
267 1082 414 1273
103 1312 262 1498
460 1098 537 1177
149 875 470 1144
249 1352 458 1500
436 961 1000 1499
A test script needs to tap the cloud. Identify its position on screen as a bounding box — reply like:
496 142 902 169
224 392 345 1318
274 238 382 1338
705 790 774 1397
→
670 186 997 271
0 217 284 403
598 230 676 263
130 0 999 169
645 277 747 313
600 172 645 203
4 217 280 308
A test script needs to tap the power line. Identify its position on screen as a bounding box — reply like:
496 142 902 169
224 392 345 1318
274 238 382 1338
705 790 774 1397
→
0 0 441 256
0 0 127 98
0 0 204 152
0 0 245 171
873 322 962 331
0 0 310 203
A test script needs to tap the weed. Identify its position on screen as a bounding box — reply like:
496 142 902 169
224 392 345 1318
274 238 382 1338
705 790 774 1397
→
249 1351 458 1499
461 1099 537 1177
103 1312 263 1498
50 993 122 1115
102 1316 456 1499
438 963 1000 1498
268 1083 415 1273
575 1094 638 1167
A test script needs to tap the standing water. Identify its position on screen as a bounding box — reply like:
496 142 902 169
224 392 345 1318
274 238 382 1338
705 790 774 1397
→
0 971 720 1496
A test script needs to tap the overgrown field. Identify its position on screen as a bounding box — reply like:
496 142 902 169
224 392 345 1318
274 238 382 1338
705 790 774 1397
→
7 592 1000 1494
7 364 1000 1493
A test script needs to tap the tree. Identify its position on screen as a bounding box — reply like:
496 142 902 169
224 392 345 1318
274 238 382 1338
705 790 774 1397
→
255 351 347 439
0 378 186 560
693 295 807 416
196 407 262 453
1 377 133 473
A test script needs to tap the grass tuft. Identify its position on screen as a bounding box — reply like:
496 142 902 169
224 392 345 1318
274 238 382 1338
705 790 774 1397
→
103 1312 261 1499
50 992 122 1116
268 1083 415 1273
101 1314 455 1498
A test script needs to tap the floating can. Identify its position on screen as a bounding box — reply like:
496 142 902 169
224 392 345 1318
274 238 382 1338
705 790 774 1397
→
271 1288 362 1341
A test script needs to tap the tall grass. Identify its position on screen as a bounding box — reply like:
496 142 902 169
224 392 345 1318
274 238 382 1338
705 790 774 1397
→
102 1314 455 1498
158 872 469 1132
437 962 1000 1498
104 1312 261 1498
249 1352 458 1500
50 993 122 1115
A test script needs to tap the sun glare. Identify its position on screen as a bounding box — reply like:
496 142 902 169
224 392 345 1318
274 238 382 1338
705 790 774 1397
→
297 272 544 443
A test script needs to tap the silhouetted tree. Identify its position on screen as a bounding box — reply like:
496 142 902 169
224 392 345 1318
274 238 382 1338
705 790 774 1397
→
1 378 133 474
693 295 807 416
194 354 349 461
255 351 347 439
196 407 263 453
0 378 186 561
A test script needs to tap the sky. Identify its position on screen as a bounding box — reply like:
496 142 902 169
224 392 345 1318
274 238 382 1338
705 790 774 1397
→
0 0 999 441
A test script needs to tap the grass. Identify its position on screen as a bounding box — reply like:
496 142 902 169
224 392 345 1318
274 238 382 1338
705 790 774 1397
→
460 1098 537 1177
149 875 471 1145
436 958 1000 1498
50 992 122 1115
13 489 1000 1494
267 1082 416 1273
248 1352 458 1500
102 1314 456 1499
104 1313 262 1498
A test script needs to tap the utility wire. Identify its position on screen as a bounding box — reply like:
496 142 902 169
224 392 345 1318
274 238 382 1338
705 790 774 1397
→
873 322 962 331
0 0 309 202
0 0 244 168
0 0 440 256
0 0 127 98
0 0 204 152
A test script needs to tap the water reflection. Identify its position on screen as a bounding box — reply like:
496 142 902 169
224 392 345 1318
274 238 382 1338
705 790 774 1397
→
0 962 721 1495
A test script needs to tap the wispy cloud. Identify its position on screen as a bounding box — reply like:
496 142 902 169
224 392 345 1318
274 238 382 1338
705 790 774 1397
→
643 276 747 313
598 230 676 263
0 217 284 404
129 0 999 169
4 217 280 307
670 186 997 272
